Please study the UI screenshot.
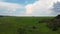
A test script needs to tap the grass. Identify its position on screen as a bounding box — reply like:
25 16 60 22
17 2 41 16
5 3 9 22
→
0 16 60 34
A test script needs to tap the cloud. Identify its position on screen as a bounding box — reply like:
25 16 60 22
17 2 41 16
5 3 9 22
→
25 4 33 14
52 2 60 15
25 0 60 16
0 2 23 11
0 2 24 16
0 0 60 16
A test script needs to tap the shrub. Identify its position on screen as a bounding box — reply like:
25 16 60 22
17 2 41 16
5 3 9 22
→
17 28 25 34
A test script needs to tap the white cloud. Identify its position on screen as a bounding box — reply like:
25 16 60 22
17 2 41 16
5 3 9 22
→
0 2 24 16
0 2 23 11
25 0 60 16
25 4 33 14
0 0 60 16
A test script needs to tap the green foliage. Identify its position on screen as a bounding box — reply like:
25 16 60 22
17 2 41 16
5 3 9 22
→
0 16 60 34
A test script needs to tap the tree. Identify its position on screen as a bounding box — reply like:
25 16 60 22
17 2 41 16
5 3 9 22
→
47 14 60 31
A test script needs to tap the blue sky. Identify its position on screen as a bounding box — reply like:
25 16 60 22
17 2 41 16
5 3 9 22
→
5 0 38 5
0 0 60 16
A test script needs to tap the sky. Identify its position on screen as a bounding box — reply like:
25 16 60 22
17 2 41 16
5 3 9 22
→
0 0 60 16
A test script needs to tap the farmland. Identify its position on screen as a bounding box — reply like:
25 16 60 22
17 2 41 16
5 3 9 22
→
0 16 60 34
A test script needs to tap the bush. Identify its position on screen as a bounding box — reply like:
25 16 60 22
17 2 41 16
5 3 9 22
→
32 26 36 29
0 15 4 17
17 28 25 34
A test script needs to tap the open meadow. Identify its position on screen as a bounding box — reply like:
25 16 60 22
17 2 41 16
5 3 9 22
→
0 16 60 34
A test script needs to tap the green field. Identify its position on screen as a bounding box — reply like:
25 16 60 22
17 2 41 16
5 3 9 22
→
0 16 60 34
